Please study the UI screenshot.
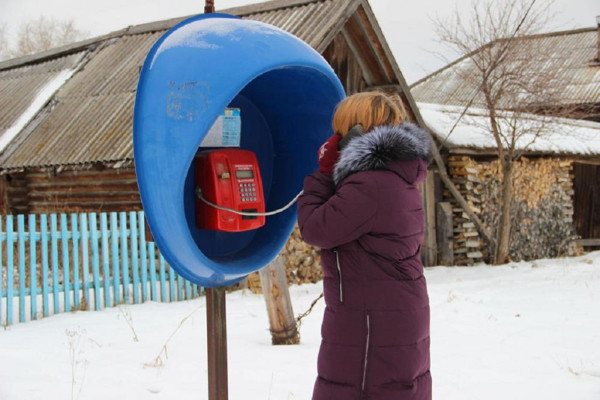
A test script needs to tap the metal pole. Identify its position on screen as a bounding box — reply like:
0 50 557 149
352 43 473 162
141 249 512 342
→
205 0 215 14
206 287 228 400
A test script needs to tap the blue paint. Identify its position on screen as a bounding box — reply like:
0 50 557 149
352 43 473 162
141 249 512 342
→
148 242 158 301
1 211 205 326
119 212 130 304
51 214 59 314
168 259 176 302
100 213 111 308
18 215 25 322
71 214 80 310
177 272 184 301
138 212 148 302
29 214 37 320
89 213 102 311
159 252 167 302
110 213 121 305
60 214 71 312
129 212 140 304
40 215 49 317
185 279 192 301
6 216 14 325
80 213 90 310
134 14 345 287
0 216 3 323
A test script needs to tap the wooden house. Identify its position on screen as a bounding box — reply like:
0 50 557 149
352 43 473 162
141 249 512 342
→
0 0 444 270
411 23 600 264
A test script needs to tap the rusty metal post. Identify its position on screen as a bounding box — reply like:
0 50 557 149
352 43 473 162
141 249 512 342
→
205 0 215 14
206 287 228 400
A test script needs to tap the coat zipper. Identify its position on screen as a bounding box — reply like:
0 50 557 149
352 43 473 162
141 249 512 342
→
361 314 371 393
334 249 343 303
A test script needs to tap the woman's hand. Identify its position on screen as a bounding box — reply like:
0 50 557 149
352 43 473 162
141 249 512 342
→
318 133 342 174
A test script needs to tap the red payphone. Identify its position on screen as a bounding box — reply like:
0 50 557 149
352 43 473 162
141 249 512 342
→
195 149 266 232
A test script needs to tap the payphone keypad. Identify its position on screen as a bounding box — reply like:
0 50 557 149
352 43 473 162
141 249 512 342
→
239 182 257 202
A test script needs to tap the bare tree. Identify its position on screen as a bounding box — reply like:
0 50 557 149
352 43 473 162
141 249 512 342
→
9 16 88 59
433 0 569 264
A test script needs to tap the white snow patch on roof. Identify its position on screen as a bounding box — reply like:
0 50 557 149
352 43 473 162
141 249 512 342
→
0 68 76 153
419 102 600 156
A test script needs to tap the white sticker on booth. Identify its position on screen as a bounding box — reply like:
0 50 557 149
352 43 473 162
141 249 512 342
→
200 108 241 147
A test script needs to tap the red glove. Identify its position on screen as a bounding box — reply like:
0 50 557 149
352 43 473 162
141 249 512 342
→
318 133 342 174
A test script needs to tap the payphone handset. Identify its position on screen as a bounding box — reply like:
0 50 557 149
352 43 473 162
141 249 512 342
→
195 149 266 232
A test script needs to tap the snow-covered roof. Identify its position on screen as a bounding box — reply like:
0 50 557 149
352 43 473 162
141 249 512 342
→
419 102 600 156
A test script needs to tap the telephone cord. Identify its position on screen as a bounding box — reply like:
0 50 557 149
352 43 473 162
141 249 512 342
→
195 187 304 217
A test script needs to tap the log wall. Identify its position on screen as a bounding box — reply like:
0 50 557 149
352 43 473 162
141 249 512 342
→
1 165 141 215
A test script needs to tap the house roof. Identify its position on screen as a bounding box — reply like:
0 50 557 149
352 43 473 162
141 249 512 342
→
411 27 600 110
420 102 600 157
0 0 414 172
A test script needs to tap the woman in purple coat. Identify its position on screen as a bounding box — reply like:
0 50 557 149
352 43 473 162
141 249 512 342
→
298 92 432 400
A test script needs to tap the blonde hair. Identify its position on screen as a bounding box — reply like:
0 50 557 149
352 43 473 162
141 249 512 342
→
332 91 408 136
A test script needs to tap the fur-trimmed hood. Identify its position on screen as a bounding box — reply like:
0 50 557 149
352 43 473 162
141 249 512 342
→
333 122 430 185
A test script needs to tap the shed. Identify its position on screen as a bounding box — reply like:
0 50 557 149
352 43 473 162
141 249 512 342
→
410 22 600 263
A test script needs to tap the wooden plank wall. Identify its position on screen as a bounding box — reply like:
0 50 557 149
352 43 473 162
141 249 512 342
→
2 165 142 214
322 33 367 95
573 163 600 239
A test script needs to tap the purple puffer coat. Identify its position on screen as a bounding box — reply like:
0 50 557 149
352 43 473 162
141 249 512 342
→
298 123 432 400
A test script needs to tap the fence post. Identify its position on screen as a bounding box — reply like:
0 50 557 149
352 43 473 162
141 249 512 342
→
100 213 110 308
61 214 71 312
90 213 102 311
41 215 49 317
6 215 14 325
160 253 167 302
130 212 140 304
168 257 176 302
110 213 120 305
71 214 80 310
51 214 60 314
138 211 148 302
28 214 37 321
80 213 90 310
18 215 25 323
149 242 158 301
119 212 130 304
0 216 3 324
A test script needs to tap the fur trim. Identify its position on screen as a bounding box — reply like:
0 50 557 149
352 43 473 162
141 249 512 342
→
333 122 430 185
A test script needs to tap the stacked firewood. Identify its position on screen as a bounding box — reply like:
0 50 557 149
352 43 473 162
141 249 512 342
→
281 225 323 284
479 157 579 261
244 225 322 292
446 156 486 265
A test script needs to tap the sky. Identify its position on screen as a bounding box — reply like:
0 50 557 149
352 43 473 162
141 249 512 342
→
0 0 598 84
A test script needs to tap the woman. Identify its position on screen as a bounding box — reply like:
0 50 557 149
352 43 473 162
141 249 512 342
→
298 92 432 400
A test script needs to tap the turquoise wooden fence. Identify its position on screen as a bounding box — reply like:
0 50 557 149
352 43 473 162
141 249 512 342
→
0 211 202 326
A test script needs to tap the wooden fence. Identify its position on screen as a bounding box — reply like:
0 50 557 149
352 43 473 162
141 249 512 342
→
0 211 202 326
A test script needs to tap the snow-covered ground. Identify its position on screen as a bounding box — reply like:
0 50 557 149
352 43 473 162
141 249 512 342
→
1 253 599 399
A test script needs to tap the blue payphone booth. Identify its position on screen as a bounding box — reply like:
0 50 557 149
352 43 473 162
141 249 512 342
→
134 13 345 288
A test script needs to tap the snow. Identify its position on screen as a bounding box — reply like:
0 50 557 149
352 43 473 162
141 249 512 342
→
0 68 77 153
1 253 600 399
419 102 600 156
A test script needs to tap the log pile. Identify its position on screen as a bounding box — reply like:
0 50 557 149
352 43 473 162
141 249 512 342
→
479 157 580 261
281 225 322 284
244 225 322 292
446 156 486 265
446 155 581 265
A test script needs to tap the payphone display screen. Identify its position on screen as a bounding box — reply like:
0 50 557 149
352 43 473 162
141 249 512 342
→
235 170 254 179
